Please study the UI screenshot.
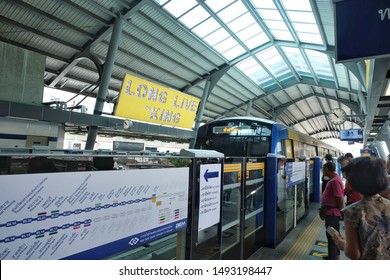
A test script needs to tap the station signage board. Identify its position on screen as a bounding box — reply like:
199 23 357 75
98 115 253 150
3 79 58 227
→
0 168 189 259
115 74 200 129
334 0 390 62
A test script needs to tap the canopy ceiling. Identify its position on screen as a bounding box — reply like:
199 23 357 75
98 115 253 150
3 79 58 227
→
1 0 386 144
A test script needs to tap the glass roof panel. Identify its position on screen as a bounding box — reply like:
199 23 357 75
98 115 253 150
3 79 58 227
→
287 11 316 23
250 0 276 9
256 47 290 78
257 9 283 21
154 0 169 5
192 17 220 38
293 22 319 33
334 63 348 88
223 45 246 60
269 30 294 41
179 5 210 29
236 57 272 88
244 33 269 49
205 0 235 13
280 0 323 45
350 73 361 91
203 28 230 46
297 33 322 44
265 20 289 31
305 50 333 80
281 46 312 77
255 7 294 41
236 23 262 41
281 0 312 11
252 69 273 87
163 0 197 18
217 1 247 23
237 57 258 72
227 12 256 33
214 37 239 53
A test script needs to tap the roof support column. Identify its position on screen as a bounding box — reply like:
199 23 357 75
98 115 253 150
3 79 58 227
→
85 14 123 150
189 66 232 148
246 100 253 116
189 77 212 149
357 84 366 114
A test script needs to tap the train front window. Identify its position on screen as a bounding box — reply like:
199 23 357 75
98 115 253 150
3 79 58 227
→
203 121 272 157
212 122 271 137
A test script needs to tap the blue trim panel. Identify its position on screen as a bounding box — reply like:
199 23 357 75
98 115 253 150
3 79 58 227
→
265 156 277 248
313 157 321 203
0 133 27 140
0 133 57 142
61 218 187 260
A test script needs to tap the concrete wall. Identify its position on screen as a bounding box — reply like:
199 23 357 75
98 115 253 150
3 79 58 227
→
0 117 63 148
0 41 45 105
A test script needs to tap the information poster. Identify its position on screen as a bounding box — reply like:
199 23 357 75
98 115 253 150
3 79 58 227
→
0 168 189 260
198 164 221 231
285 162 305 188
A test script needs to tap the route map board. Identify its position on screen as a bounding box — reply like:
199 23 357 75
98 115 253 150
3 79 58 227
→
0 168 189 260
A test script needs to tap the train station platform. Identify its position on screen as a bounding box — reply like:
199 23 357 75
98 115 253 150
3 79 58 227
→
249 202 348 260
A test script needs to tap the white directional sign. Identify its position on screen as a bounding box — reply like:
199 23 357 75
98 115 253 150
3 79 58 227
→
198 164 221 231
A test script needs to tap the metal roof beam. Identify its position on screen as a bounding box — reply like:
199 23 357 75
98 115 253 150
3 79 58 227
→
316 95 333 132
83 0 117 18
0 16 82 51
48 0 147 87
56 0 110 26
8 0 95 40
344 65 352 91
148 0 224 63
0 37 69 64
121 23 209 76
363 58 390 146
341 61 367 91
217 78 360 118
327 56 339 89
273 92 361 118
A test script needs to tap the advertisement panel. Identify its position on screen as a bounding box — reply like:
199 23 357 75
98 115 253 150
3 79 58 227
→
115 74 200 129
0 168 189 259
285 162 306 188
339 129 363 141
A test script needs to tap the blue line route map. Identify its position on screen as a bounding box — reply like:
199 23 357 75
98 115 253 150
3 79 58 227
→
0 167 189 259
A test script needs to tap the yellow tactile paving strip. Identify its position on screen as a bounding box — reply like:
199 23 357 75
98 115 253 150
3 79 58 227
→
282 215 324 260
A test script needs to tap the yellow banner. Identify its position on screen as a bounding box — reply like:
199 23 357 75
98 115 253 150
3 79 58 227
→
115 74 200 129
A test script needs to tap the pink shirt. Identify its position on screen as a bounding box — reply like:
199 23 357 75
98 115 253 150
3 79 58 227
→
321 173 344 216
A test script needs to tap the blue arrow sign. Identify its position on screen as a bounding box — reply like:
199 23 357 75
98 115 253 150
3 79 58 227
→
203 169 219 182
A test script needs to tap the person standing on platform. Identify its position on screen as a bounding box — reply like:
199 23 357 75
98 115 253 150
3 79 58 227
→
321 161 344 260
344 152 354 161
321 154 333 193
338 155 362 205
333 157 390 260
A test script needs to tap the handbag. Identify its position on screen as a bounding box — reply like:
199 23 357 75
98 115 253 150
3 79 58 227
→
319 206 327 220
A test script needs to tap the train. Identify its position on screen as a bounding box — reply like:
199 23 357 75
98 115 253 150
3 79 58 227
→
193 117 342 256
194 117 341 159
